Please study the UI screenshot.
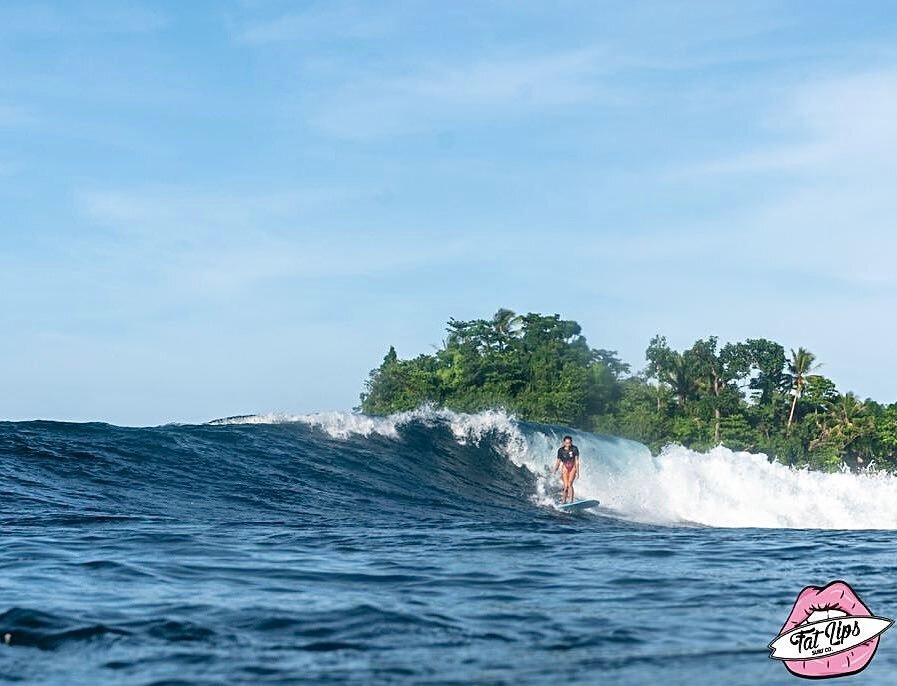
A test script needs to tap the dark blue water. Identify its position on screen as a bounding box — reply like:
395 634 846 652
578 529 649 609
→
2 414 896 684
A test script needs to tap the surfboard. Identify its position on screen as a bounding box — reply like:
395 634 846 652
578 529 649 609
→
558 499 600 512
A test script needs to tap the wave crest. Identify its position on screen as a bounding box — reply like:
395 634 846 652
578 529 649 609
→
212 408 897 529
210 406 527 447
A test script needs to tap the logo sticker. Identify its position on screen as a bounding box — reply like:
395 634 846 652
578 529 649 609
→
769 580 892 679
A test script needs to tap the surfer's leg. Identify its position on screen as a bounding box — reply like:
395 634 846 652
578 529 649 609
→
568 468 575 502
561 466 571 503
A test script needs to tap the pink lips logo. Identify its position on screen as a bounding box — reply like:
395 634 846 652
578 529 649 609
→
769 581 893 679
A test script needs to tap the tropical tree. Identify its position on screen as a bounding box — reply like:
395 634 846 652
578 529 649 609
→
360 311 897 474
786 347 819 434
645 336 696 411
826 393 869 444
645 335 675 411
683 337 752 445
872 404 897 469
684 337 727 444
491 308 523 350
810 392 874 468
741 338 788 406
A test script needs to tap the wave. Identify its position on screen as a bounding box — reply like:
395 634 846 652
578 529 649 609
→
0 608 130 650
214 408 897 530
622 444 897 529
5 409 897 529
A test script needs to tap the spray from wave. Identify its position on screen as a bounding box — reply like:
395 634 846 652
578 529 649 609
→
217 408 897 530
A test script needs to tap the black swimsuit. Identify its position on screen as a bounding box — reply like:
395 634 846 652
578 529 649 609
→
558 445 579 469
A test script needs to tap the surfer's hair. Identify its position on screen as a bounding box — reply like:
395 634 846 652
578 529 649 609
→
563 435 573 442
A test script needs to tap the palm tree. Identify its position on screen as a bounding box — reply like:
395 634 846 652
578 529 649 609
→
668 353 698 409
811 392 871 456
787 347 818 434
827 393 868 443
491 308 523 351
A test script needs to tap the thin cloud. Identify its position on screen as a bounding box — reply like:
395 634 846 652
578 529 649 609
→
73 185 484 299
679 68 897 178
78 186 372 240
669 66 897 293
310 48 617 140
236 3 392 44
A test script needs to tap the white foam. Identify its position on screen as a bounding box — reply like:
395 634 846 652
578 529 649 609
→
217 409 897 529
608 444 897 530
523 433 897 529
213 406 527 444
479 425 897 530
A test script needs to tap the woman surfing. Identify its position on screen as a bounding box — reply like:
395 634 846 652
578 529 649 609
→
552 435 580 504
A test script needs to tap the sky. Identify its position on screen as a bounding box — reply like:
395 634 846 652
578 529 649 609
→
3 1 897 425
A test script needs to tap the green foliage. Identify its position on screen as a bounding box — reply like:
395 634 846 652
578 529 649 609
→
361 311 622 426
360 309 897 472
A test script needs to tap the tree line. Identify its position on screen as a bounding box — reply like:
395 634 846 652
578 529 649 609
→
360 309 897 471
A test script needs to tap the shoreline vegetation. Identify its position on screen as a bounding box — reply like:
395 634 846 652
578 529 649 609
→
360 309 897 472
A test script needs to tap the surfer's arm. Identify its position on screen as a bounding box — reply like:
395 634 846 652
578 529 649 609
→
552 458 560 475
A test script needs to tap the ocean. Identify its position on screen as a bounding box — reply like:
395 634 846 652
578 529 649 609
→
2 409 897 685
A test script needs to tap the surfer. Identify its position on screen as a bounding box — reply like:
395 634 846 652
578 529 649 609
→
552 435 580 504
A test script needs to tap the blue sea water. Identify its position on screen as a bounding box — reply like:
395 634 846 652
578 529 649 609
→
3 410 897 685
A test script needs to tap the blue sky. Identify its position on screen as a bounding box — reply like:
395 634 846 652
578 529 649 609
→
3 1 897 425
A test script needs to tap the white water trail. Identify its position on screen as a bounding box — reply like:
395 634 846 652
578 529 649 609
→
215 408 897 530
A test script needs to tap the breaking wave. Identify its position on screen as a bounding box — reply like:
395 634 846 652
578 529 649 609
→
211 408 897 530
